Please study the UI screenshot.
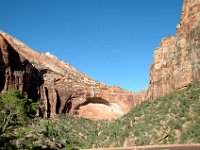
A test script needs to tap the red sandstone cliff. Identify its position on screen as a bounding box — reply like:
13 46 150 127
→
146 0 200 99
0 31 139 120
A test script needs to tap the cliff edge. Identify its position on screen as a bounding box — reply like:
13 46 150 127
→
147 0 200 99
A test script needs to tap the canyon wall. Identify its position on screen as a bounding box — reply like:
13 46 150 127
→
0 31 140 119
146 0 200 99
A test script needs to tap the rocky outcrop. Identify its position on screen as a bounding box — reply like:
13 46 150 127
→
70 86 137 119
0 31 140 119
147 0 200 99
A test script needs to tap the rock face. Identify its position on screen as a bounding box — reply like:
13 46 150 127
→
0 31 141 119
146 0 200 99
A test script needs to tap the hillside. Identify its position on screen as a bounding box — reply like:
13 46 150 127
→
1 82 200 149
91 82 200 148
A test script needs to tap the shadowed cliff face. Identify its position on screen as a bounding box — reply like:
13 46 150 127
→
0 35 70 118
146 0 200 99
0 35 42 96
0 32 138 119
0 37 6 92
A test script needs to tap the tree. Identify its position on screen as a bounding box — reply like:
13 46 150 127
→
0 89 37 135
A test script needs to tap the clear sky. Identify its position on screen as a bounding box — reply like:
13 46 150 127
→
1 0 183 92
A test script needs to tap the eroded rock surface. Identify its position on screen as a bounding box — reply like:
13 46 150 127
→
0 31 139 119
146 0 200 99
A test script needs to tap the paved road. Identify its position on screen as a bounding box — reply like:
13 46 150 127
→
135 145 200 150
83 144 200 150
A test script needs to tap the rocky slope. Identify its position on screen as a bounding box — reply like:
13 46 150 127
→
0 31 141 119
146 0 200 99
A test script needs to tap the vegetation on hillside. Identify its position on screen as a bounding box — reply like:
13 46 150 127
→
1 83 200 149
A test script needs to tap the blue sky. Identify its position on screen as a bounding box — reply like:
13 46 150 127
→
1 0 183 92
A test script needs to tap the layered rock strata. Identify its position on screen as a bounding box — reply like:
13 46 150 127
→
0 31 140 119
147 0 200 99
